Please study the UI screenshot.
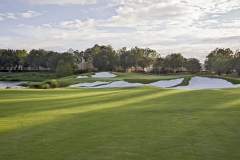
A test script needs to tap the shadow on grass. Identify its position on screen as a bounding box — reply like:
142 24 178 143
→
1 87 240 159
2 87 240 135
0 87 191 117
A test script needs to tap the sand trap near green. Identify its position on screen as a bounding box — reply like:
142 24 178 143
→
93 80 142 88
69 81 109 87
149 78 184 87
91 72 116 78
176 76 240 89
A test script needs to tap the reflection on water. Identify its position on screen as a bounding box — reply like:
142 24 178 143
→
0 81 25 89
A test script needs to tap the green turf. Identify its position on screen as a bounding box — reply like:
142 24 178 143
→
0 72 56 82
1 87 240 159
171 76 192 87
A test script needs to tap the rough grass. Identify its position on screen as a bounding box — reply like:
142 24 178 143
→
1 87 240 159
0 72 56 82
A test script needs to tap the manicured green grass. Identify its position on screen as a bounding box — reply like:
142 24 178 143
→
1 87 240 159
172 75 192 87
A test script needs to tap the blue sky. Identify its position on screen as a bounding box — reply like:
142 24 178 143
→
0 0 240 62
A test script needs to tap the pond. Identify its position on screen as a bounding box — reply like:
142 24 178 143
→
0 81 25 89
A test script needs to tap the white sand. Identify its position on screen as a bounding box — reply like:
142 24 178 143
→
77 75 88 78
176 76 240 89
149 78 184 88
69 81 110 87
91 72 116 78
70 76 240 89
93 80 142 88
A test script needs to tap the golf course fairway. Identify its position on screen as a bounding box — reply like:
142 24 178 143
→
1 87 240 159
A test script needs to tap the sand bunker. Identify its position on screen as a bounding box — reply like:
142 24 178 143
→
149 78 184 88
91 72 116 78
69 81 110 87
176 76 240 89
70 76 240 89
77 75 88 78
93 81 142 88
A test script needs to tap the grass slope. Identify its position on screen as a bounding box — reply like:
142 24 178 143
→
1 87 240 159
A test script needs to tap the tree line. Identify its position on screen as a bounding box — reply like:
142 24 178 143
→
205 48 240 76
1 44 240 76
0 49 75 71
74 44 202 74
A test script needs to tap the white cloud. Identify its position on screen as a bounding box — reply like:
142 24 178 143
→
103 0 240 29
19 0 97 5
21 11 41 18
0 14 4 21
1 11 43 19
8 16 240 62
6 13 18 19
1 0 240 62
42 24 52 27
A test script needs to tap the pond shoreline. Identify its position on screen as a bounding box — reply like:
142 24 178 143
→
0 81 26 89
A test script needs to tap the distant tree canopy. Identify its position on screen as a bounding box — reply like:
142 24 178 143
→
0 49 27 71
211 55 226 76
118 47 130 71
55 59 73 77
0 49 18 71
138 48 158 70
26 49 47 70
186 58 201 75
205 48 234 74
1 46 240 76
233 50 240 76
117 47 159 71
92 47 119 71
163 53 184 73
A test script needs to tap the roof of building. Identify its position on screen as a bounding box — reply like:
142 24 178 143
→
67 48 74 54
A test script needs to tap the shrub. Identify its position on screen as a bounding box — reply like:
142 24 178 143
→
42 79 64 88
10 79 21 81
74 69 92 74
55 59 73 78
29 83 42 89
42 84 50 89
50 80 59 88
58 81 63 87
5 86 11 89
